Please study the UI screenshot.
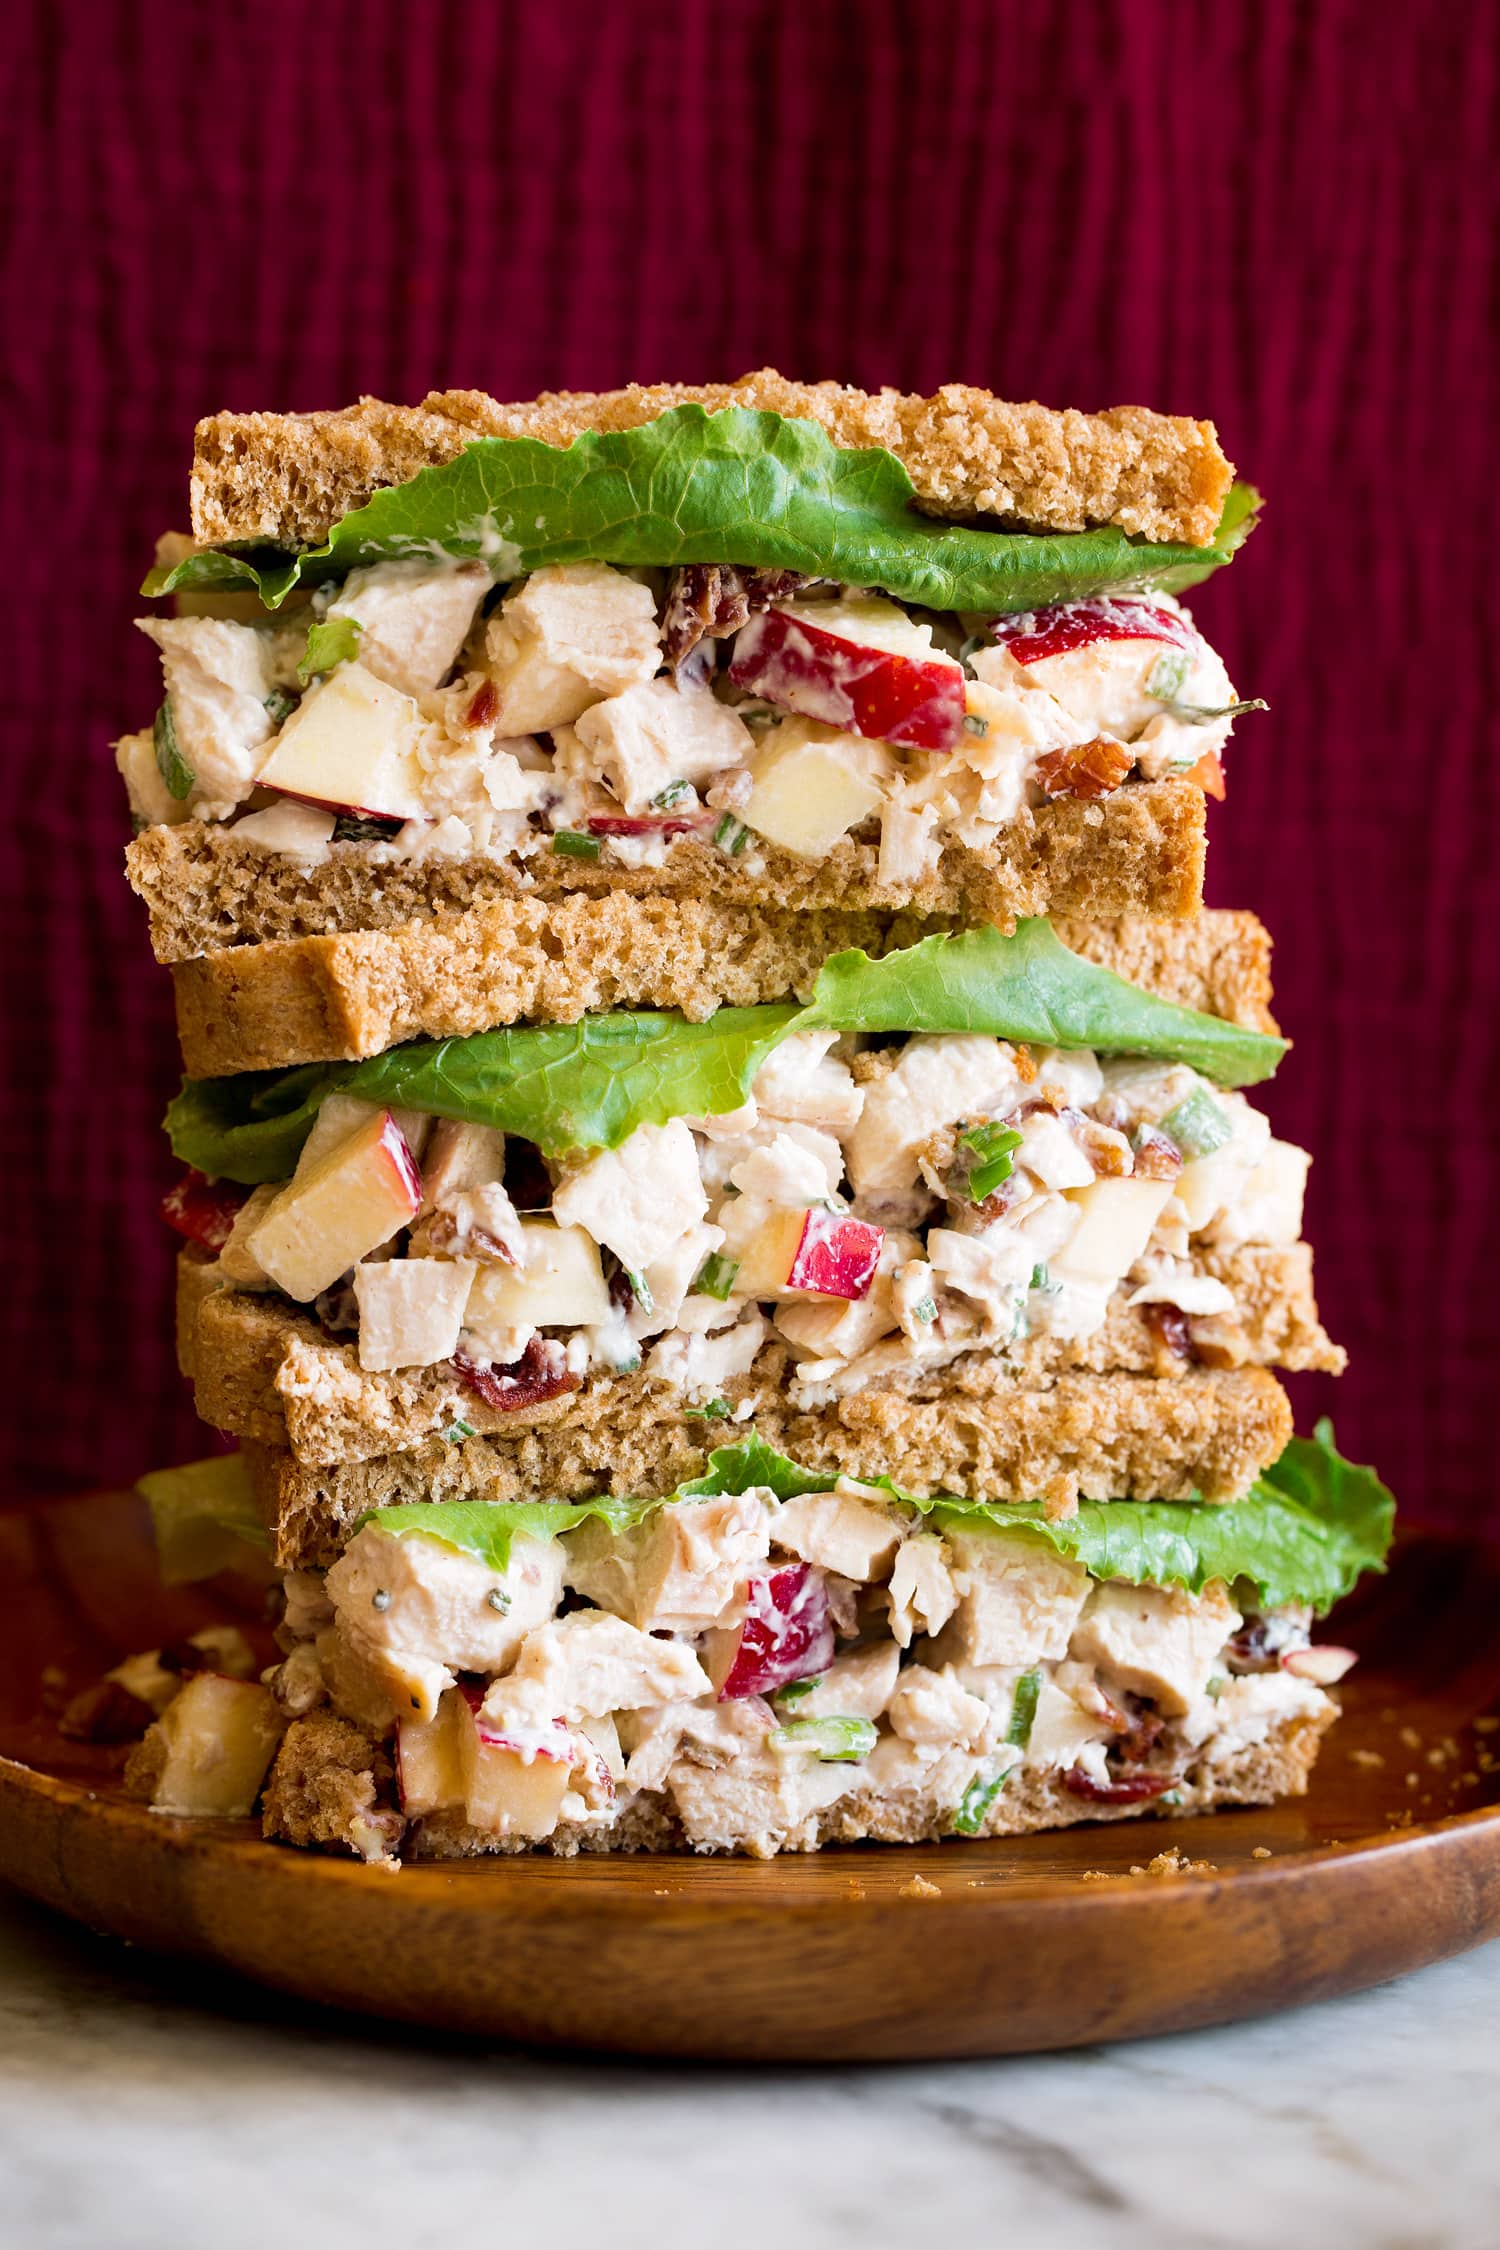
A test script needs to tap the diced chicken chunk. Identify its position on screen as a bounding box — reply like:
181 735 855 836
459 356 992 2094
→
115 728 190 828
1207 1139 1310 1252
552 1118 707 1275
568 1489 771 1633
573 677 753 812
1025 1665 1119 1772
751 1030 864 1135
790 1641 901 1721
772 1484 903 1581
327 1523 564 1677
846 1036 1027 1217
509 1611 710 1715
887 1533 958 1646
932 1532 1091 1667
483 564 661 732
353 1257 476 1371
888 1664 995 1752
136 617 281 819
645 1310 768 1396
327 560 488 698
1069 1580 1241 1717
421 1119 508 1204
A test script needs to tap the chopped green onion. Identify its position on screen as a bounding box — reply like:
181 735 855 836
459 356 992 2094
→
1147 649 1191 700
951 1769 1010 1835
959 1121 1023 1202
552 829 602 861
1007 1668 1042 1747
1206 1675 1227 1700
912 1295 937 1324
962 711 990 737
1160 695 1268 726
713 813 750 855
774 1676 822 1707
692 1251 741 1301
485 1585 512 1614
153 699 194 799
684 1398 732 1421
622 1267 653 1313
768 1715 877 1763
1029 1262 1051 1292
1161 1089 1233 1159
1160 1789 1185 1807
296 614 362 685
651 780 695 810
263 686 298 725
442 1419 476 1444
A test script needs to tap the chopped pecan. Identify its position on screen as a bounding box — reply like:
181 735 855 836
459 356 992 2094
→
1186 1313 1249 1370
1144 1303 1194 1368
452 1336 579 1414
1131 1124 1185 1180
660 565 810 672
465 678 500 728
1033 737 1133 801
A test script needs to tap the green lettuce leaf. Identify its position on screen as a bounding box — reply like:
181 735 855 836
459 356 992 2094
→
165 1006 801 1184
144 405 1257 616
358 1495 651 1573
357 1423 1392 1617
166 921 1282 1184
136 1454 271 1585
804 920 1285 1087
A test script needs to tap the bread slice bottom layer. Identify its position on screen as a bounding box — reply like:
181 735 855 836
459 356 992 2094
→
127 777 1206 969
258 1705 1332 1863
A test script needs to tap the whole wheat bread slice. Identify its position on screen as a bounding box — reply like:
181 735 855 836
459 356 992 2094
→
262 1701 1329 1861
128 776 1207 979
167 883 1259 1086
191 370 1234 552
240 1354 1295 1572
180 1236 1322 1473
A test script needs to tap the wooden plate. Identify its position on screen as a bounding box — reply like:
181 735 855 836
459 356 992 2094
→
3 1488 1499 2061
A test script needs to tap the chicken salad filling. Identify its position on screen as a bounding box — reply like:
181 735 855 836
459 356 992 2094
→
119 554 1258 888
167 1022 1311 1409
114 1429 1392 1858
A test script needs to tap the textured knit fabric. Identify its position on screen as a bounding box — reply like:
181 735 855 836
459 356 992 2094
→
3 0 1495 1521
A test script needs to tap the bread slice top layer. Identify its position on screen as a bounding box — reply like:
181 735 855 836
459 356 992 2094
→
191 371 1234 552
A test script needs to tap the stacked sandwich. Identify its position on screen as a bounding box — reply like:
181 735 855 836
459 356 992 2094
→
109 373 1392 1861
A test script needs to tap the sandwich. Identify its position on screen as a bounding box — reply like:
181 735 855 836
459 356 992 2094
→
117 374 1262 1074
78 374 1390 1872
119 1423 1391 1862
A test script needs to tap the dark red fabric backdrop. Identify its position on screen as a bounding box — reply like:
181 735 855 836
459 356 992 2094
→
4 0 1495 1521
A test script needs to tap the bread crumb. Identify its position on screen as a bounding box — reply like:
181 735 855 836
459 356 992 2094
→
900 1875 942 1899
1405 1771 1421 1787
1251 1846 1273 1859
1399 1725 1423 1750
1129 1847 1216 1878
1350 1747 1385 1769
1474 1716 1500 1733
1462 1771 1480 1787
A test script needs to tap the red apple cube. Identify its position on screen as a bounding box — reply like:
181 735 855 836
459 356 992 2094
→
719 1563 836 1700
584 813 708 838
729 597 966 751
987 597 1197 667
736 1208 884 1301
160 1168 248 1254
247 1107 422 1302
256 662 429 821
1280 1644 1358 1685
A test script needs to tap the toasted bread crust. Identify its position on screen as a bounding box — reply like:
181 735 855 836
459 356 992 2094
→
167 895 1271 1077
191 370 1233 551
127 777 1207 971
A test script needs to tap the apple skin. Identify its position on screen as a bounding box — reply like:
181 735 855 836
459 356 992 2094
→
160 1167 249 1254
273 788 409 828
729 607 966 751
786 1210 885 1301
987 597 1197 667
719 1563 836 1700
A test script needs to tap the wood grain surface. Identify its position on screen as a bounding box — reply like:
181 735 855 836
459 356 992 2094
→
2 1489 1498 2061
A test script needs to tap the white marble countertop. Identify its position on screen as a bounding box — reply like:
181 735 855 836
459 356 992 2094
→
2 1885 1496 2250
